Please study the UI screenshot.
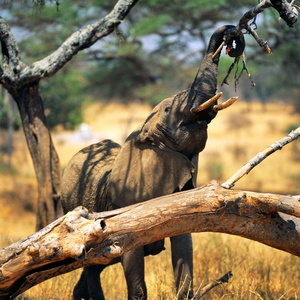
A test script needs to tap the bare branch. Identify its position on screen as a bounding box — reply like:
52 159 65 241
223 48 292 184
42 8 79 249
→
211 41 225 59
234 53 256 91
221 57 239 86
193 271 233 299
246 24 272 54
222 127 300 189
211 0 273 62
0 182 299 298
234 0 297 34
270 0 299 27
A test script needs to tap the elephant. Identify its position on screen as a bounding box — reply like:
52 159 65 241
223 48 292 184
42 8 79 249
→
61 25 245 300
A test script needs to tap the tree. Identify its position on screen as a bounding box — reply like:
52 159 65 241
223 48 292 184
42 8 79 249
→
4 0 260 106
0 0 139 229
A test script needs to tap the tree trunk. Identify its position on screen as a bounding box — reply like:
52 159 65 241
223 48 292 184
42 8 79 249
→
0 181 299 299
12 83 63 230
3 90 13 170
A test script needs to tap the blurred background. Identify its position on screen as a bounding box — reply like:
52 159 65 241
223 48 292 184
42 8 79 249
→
0 1 299 298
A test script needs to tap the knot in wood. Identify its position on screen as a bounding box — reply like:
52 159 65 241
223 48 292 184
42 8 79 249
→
74 206 89 218
88 219 108 237
27 243 40 256
73 244 86 260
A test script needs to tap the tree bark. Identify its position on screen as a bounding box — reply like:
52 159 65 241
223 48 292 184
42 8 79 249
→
3 91 13 170
12 83 63 230
0 181 299 299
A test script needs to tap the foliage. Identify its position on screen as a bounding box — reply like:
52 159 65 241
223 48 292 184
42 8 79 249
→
40 68 86 130
2 0 300 128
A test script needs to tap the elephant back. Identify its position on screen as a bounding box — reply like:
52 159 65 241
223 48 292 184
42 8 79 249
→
61 139 121 213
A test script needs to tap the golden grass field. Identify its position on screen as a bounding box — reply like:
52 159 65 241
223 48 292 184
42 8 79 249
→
0 100 299 299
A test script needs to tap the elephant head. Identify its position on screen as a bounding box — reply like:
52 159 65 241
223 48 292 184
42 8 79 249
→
109 25 244 208
134 26 244 158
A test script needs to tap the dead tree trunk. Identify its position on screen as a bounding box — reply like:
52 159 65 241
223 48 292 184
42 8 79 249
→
0 181 299 299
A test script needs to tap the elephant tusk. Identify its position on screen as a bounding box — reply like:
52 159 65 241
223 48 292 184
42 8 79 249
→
190 92 223 114
213 96 238 112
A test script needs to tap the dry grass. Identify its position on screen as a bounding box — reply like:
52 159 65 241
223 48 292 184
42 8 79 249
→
198 101 300 195
12 234 300 299
0 100 299 299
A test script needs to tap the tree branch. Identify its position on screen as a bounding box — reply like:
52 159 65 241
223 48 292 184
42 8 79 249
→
222 126 300 189
193 271 233 299
19 0 139 84
0 0 139 87
0 18 25 84
213 0 298 59
0 182 299 299
270 0 299 27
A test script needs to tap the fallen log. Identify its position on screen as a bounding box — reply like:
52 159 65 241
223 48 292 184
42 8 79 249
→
0 181 299 299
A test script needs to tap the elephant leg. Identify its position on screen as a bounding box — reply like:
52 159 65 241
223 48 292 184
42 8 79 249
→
72 265 105 300
85 265 106 300
72 268 90 300
121 247 147 300
72 257 122 300
170 233 194 299
144 239 165 256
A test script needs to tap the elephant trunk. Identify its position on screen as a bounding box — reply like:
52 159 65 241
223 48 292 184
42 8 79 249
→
188 25 244 123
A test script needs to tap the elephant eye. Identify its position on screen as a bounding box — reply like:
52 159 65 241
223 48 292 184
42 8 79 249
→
164 106 171 113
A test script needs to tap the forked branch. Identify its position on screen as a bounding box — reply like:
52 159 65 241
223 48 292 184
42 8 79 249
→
0 0 139 87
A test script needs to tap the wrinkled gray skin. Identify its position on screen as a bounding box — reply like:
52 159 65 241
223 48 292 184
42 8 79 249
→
61 25 244 300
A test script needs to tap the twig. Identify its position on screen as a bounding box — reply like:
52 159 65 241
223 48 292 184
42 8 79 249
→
212 0 277 59
222 127 300 189
221 57 239 86
234 52 256 92
246 24 272 54
192 271 233 299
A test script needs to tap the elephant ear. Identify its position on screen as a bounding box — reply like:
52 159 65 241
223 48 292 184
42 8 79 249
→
109 130 196 208
135 105 160 144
